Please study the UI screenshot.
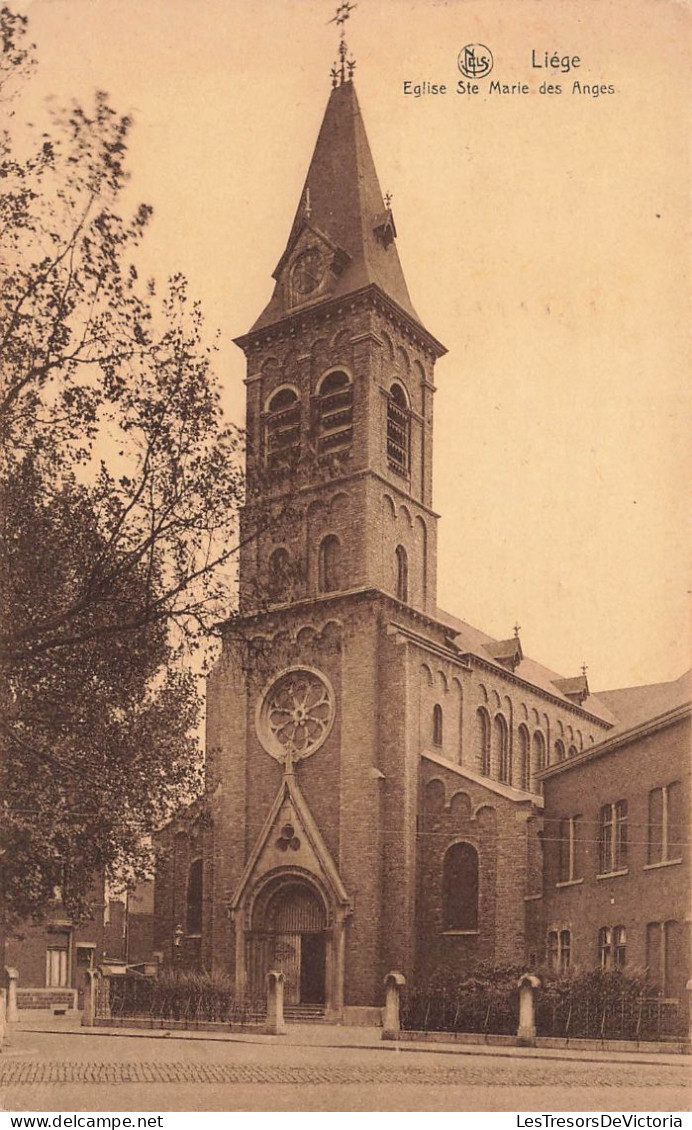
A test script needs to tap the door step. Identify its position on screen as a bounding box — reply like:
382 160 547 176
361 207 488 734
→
284 1003 326 1022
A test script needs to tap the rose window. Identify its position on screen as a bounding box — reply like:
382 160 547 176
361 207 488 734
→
257 667 335 763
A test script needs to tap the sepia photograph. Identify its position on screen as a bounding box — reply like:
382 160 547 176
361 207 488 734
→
0 0 690 1116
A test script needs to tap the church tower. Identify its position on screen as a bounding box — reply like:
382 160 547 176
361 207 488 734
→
234 75 446 619
202 48 447 1016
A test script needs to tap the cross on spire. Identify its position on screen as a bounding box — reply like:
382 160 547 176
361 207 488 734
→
329 2 357 86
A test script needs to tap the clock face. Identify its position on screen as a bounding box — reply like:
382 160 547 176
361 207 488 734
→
291 248 326 297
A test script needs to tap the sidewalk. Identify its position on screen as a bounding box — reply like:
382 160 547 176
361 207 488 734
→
8 1012 689 1068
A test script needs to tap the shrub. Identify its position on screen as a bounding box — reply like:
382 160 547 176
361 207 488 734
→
108 970 265 1024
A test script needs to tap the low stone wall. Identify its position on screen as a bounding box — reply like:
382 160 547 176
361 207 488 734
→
389 1029 692 1055
17 989 78 1011
93 1017 267 1033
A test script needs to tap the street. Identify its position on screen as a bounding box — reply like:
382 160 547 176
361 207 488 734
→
0 1022 689 1113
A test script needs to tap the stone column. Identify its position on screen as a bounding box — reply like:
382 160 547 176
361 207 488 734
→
4 967 18 1023
686 979 692 1045
265 970 286 1036
81 969 100 1028
517 973 541 1046
382 971 406 1040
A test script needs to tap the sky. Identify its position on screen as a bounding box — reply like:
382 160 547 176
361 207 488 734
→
15 0 692 691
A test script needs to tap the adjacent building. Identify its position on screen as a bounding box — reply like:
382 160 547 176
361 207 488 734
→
539 672 690 1001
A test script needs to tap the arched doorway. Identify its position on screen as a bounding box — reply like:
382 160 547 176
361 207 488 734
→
249 878 327 1005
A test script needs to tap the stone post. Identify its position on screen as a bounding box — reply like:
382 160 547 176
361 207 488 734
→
686 979 692 1044
0 987 7 1048
265 970 286 1036
517 973 541 1046
81 968 100 1028
4 967 18 1023
382 971 406 1040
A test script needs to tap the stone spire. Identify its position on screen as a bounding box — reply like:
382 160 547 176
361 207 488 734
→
249 79 423 334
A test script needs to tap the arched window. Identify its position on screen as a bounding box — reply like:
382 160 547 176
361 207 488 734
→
268 547 291 602
442 842 479 931
316 370 353 456
318 534 341 593
532 731 546 777
395 544 408 602
432 704 443 746
186 859 203 936
387 382 410 475
477 707 491 775
567 744 578 759
517 724 530 790
555 739 566 763
493 713 510 783
265 387 301 470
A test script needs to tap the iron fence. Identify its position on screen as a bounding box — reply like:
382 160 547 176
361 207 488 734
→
536 992 685 1041
101 974 265 1027
401 980 685 1042
401 984 517 1036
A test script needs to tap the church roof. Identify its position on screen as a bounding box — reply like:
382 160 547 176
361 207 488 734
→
249 80 425 335
594 669 692 733
437 607 618 724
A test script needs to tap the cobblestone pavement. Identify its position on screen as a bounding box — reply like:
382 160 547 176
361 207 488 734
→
0 1059 689 1088
1 1029 688 1112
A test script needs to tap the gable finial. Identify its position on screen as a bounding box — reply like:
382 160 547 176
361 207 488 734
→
513 621 521 638
384 192 393 209
328 1 357 86
581 662 588 679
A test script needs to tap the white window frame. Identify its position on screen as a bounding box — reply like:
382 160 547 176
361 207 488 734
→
46 946 69 988
646 783 682 868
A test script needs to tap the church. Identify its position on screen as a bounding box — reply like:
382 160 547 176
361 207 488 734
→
152 42 689 1022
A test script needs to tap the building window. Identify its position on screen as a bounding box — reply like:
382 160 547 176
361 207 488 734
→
647 920 681 995
531 730 546 784
648 782 682 865
599 925 626 970
599 926 612 969
432 704 443 746
547 928 572 971
265 387 301 470
517 725 530 790
477 708 491 776
395 544 408 602
442 842 479 931
387 382 410 475
46 946 69 988
614 925 626 968
558 815 581 883
567 744 578 758
316 369 353 456
268 547 291 602
599 799 628 874
186 859 203 936
493 713 510 783
318 534 341 593
554 739 566 763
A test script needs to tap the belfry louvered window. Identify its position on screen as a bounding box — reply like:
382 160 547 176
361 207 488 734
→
265 387 301 470
317 370 353 456
387 382 410 475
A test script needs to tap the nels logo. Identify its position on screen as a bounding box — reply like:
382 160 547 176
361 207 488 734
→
458 44 494 79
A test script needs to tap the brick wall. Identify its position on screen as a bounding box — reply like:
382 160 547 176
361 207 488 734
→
416 759 538 980
540 712 690 998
